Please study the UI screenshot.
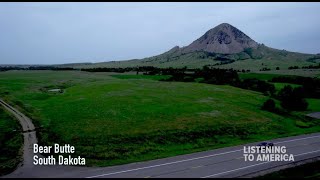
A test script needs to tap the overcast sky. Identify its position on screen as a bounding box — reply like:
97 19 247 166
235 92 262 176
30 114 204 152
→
1 2 320 65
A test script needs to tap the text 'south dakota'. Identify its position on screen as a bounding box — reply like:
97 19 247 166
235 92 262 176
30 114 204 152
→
33 144 86 166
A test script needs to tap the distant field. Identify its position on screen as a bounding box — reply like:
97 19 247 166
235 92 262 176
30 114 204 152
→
254 69 320 78
111 74 171 81
0 70 319 167
239 72 317 93
273 83 301 91
218 59 314 72
0 106 22 175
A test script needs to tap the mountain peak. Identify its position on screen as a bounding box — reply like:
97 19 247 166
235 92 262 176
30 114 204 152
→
182 23 258 54
216 22 232 28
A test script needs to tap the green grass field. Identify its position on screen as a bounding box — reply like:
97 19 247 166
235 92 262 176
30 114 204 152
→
0 106 23 176
0 70 319 167
273 83 301 91
111 74 171 81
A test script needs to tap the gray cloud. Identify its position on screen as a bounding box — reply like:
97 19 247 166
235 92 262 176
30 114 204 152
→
0 2 320 64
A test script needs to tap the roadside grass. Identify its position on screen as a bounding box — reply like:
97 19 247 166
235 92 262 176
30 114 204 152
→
0 70 319 167
306 98 320 112
0 106 23 176
258 160 320 178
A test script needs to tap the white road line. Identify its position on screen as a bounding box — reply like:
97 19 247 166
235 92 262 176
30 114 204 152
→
201 149 320 178
202 162 271 178
274 135 320 145
85 149 242 178
85 134 320 178
191 166 203 169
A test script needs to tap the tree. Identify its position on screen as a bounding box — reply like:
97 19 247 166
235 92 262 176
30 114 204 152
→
278 85 308 111
262 99 276 112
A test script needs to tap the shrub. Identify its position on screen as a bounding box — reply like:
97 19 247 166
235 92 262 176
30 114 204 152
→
295 121 310 128
262 99 276 112
278 85 308 111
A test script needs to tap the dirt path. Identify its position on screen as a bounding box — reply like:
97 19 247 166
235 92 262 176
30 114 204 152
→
0 99 37 168
0 99 91 178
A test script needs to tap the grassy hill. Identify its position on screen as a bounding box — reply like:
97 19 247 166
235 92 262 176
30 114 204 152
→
67 45 320 74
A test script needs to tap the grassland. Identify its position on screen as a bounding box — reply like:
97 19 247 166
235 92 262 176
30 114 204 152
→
218 59 314 72
115 73 318 112
0 106 23 176
273 83 301 91
110 74 171 81
239 72 302 91
0 70 319 167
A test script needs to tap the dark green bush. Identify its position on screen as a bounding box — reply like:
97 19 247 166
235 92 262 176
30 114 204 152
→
262 99 276 112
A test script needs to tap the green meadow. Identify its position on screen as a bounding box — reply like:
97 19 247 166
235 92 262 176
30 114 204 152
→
0 70 319 167
0 106 23 175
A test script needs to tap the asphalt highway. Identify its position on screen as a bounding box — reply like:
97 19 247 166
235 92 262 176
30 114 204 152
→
61 132 320 178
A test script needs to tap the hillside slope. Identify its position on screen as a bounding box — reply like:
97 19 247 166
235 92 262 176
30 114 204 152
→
67 23 320 71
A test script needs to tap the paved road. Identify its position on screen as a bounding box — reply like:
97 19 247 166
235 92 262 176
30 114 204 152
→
62 132 320 178
1 99 320 178
10 132 316 178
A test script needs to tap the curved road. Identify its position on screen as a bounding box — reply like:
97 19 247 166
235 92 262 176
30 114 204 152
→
0 99 37 168
1 99 320 178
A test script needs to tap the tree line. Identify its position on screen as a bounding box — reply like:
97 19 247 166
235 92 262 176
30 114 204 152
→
288 63 320 70
270 76 320 98
261 75 320 112
0 66 74 71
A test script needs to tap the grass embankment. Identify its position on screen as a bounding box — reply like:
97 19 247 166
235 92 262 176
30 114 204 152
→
0 71 319 167
0 106 23 176
259 160 320 178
